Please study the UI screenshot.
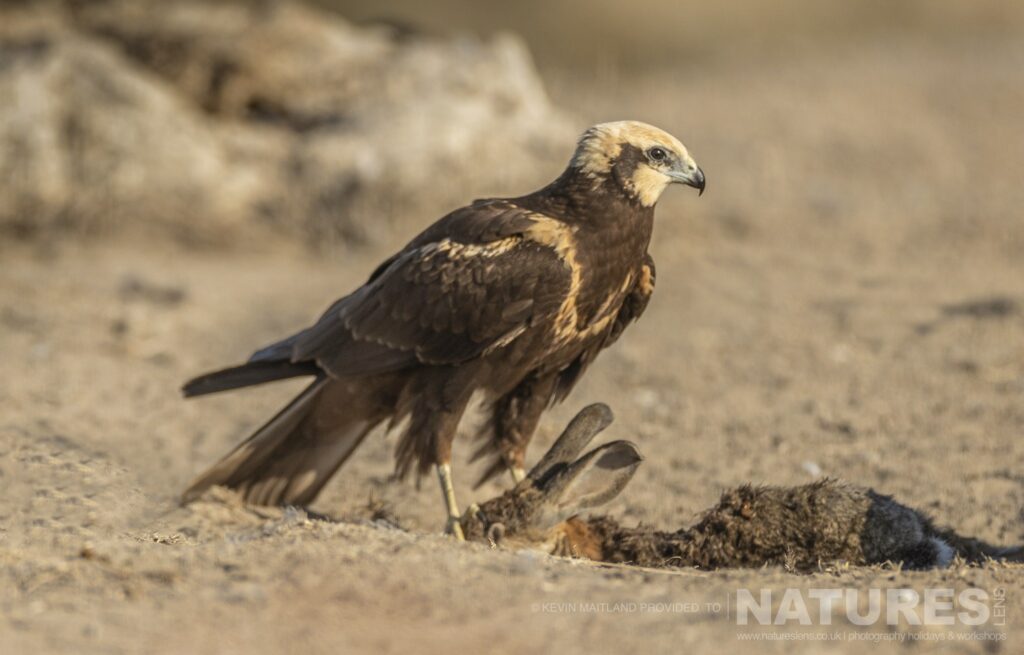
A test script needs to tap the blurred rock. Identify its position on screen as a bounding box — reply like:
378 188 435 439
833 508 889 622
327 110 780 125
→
0 0 573 248
117 274 186 306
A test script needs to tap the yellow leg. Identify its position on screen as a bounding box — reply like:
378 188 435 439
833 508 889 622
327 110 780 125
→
437 463 465 541
509 466 526 485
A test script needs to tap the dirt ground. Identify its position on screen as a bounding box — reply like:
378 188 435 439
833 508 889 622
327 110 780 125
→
3 28 1024 655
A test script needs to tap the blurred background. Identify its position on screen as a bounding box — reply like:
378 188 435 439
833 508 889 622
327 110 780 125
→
3 0 1022 253
321 0 1024 68
3 2 1024 652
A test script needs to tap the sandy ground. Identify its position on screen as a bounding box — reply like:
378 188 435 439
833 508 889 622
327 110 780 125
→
3 34 1024 654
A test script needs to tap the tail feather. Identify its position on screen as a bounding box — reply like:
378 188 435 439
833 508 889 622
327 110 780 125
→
182 377 389 507
182 378 327 503
236 418 377 506
182 360 319 398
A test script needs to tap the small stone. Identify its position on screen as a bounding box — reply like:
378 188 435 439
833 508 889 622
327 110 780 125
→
802 460 823 477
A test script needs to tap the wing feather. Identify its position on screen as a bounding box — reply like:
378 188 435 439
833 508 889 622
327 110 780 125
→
287 201 571 377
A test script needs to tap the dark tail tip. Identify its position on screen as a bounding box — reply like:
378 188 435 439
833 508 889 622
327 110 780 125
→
181 380 206 398
181 360 319 398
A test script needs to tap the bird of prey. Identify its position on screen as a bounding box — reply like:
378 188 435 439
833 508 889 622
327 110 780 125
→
181 120 704 539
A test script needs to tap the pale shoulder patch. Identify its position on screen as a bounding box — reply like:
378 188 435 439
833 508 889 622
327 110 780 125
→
522 216 583 340
431 236 521 259
637 261 655 296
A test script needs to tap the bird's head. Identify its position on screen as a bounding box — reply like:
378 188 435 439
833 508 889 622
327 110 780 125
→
570 120 704 206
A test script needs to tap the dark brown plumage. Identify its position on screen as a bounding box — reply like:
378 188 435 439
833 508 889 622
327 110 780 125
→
181 121 705 534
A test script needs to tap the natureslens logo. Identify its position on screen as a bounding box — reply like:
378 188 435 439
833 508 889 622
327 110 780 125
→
735 587 1006 627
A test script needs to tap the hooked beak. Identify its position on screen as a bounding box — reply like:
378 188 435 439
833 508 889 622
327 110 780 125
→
669 165 705 196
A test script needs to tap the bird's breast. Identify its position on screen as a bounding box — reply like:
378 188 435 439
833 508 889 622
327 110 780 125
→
518 207 650 350
550 264 635 348
570 222 648 321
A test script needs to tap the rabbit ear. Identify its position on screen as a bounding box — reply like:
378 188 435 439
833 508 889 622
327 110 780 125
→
531 440 643 530
526 403 615 484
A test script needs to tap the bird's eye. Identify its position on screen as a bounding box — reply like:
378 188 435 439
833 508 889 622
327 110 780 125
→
648 147 668 162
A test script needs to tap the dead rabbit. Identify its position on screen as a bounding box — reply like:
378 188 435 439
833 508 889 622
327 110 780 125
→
460 404 1023 571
